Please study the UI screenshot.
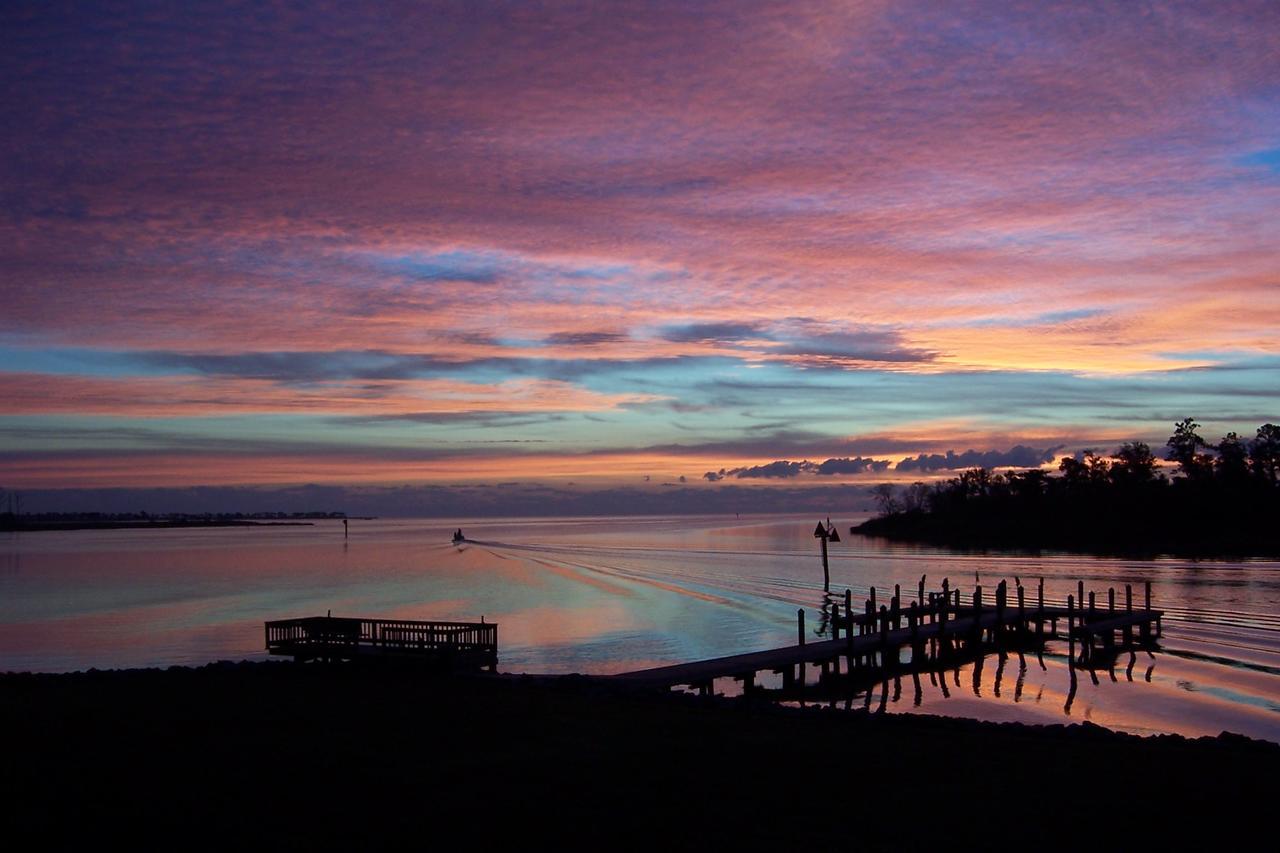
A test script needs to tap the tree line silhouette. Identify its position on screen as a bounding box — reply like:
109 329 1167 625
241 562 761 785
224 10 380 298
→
856 420 1280 557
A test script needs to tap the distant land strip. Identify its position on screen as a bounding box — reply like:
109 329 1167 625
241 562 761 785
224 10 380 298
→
0 511 353 532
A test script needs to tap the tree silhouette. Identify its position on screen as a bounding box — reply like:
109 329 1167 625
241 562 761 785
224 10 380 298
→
1215 432 1249 483
870 483 899 514
1166 418 1213 481
1250 424 1280 484
1111 442 1158 486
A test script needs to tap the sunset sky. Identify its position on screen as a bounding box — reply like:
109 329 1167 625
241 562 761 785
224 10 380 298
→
3 1 1278 510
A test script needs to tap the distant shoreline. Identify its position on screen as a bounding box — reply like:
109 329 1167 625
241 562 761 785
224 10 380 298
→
0 519 316 532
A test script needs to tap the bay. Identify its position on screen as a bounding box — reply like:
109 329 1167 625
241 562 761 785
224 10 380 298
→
3 513 1278 742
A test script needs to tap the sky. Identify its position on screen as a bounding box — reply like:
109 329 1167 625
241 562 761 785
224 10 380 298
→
2 1 1278 513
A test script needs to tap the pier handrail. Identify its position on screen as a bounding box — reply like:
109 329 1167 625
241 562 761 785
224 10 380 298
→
266 616 497 654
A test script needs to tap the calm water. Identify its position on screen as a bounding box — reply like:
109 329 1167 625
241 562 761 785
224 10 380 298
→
3 514 1278 742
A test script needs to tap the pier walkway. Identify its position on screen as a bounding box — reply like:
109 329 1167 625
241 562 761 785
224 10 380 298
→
617 578 1161 695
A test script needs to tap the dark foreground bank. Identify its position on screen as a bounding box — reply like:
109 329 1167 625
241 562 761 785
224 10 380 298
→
4 662 1274 850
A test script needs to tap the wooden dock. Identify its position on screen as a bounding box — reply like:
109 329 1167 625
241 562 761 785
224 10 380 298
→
617 578 1161 697
265 616 498 671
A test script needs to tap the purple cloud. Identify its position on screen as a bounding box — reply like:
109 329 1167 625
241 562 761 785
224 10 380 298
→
895 445 1066 472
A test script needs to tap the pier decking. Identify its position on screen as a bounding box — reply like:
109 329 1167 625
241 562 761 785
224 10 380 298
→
265 616 497 670
617 578 1161 697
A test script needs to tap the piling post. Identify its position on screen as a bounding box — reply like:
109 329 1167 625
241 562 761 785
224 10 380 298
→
973 586 983 646
879 605 890 665
937 591 948 658
1036 579 1045 639
994 582 1004 642
1067 594 1076 664
1108 587 1115 614
797 609 806 646
1077 580 1085 613
845 588 853 622
918 575 926 606
1088 591 1096 622
1124 584 1135 643
1017 584 1025 634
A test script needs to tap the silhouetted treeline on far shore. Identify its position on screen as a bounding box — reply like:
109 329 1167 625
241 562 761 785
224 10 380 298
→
854 420 1280 557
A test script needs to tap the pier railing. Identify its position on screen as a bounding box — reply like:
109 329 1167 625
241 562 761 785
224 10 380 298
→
265 616 497 669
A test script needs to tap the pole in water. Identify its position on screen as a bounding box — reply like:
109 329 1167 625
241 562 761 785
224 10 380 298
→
343 518 348 539
814 519 831 591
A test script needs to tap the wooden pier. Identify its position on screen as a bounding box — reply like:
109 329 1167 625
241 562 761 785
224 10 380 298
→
265 616 498 671
616 578 1161 697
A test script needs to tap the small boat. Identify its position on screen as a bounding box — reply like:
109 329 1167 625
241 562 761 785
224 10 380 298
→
452 528 466 544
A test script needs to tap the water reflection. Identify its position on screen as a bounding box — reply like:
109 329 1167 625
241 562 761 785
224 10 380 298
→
1 514 1278 740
